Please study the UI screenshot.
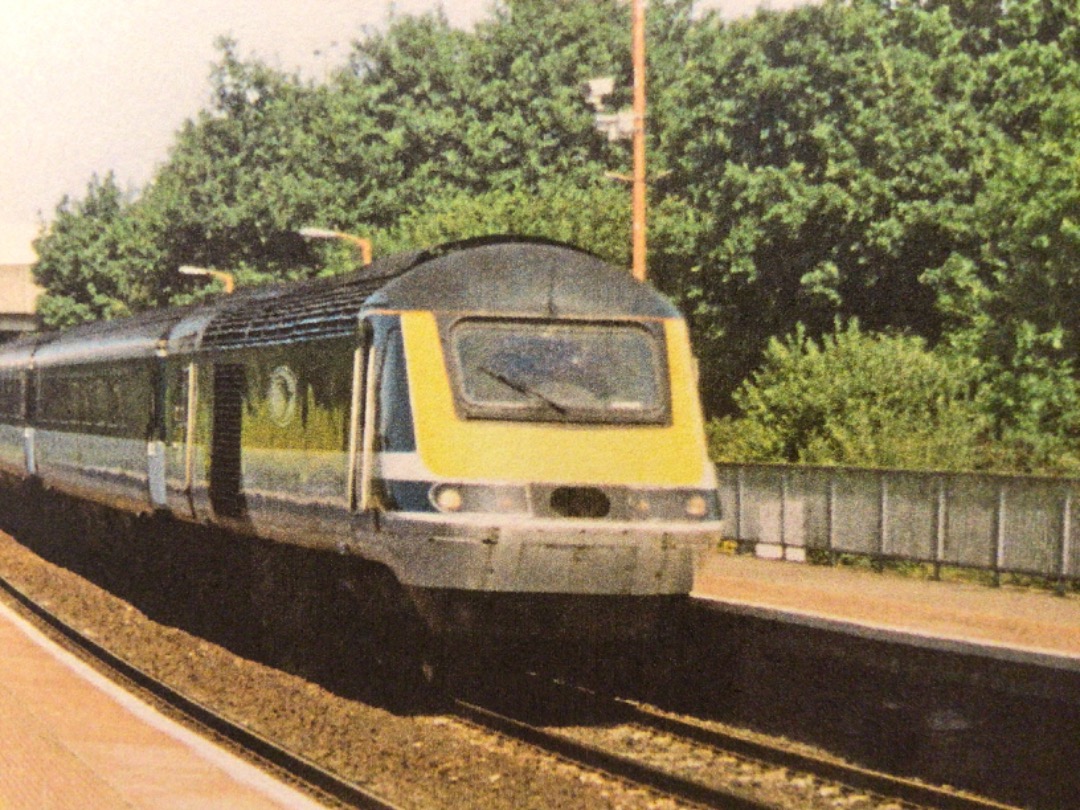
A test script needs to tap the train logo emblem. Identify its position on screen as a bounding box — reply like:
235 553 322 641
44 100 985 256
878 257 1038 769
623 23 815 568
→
267 365 298 426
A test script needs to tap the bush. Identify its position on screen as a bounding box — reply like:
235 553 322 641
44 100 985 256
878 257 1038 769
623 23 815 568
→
709 321 992 471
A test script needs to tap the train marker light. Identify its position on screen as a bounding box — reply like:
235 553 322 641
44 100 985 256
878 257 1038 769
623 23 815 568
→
433 485 464 513
685 494 709 519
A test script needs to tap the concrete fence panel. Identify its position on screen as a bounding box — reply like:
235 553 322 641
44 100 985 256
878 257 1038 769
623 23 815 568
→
717 462 1080 584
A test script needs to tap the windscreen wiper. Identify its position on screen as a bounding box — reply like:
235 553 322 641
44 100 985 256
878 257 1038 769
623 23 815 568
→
478 366 568 414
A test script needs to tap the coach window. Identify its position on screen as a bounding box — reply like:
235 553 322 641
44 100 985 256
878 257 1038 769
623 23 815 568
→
0 374 23 421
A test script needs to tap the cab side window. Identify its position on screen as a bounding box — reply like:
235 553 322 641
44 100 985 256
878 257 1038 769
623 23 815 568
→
376 328 415 453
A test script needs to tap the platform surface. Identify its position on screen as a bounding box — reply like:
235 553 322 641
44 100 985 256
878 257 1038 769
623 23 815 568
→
692 551 1080 668
0 600 328 809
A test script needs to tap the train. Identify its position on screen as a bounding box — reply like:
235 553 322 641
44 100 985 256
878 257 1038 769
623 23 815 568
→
0 238 721 646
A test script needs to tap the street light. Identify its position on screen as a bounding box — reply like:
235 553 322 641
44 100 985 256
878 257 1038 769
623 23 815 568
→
178 265 235 294
582 76 616 110
585 0 648 282
630 0 647 284
299 227 372 266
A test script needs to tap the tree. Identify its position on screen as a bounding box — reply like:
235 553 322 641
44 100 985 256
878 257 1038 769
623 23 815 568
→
33 174 163 327
139 38 329 293
708 321 991 471
139 2 642 299
953 92 1080 470
922 2 1080 467
654 0 1002 411
374 180 631 264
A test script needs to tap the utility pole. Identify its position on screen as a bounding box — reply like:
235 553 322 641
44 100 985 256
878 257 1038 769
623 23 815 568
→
631 0 647 282
583 1 650 281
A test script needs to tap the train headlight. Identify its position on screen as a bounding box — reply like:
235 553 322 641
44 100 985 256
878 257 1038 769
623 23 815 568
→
684 494 709 518
428 483 529 514
433 485 464 512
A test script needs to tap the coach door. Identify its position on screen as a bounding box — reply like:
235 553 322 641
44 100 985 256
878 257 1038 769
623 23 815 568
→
146 351 169 509
209 362 247 520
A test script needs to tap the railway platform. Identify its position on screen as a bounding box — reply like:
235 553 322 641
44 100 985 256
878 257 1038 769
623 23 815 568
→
692 550 1080 670
0 600 327 809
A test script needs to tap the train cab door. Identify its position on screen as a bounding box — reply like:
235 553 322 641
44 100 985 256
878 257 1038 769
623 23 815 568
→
167 357 248 525
352 322 378 526
352 316 416 528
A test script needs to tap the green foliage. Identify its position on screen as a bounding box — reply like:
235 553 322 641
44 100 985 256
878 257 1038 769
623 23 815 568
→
27 0 1080 474
138 38 331 291
373 180 631 265
709 322 991 471
937 19 1080 468
33 174 164 328
656 0 997 409
974 323 1080 474
324 0 631 227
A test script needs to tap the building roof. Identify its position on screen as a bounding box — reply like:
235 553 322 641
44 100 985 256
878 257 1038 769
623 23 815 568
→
0 265 43 315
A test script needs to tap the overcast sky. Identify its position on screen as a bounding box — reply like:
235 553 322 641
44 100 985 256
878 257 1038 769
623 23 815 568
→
0 0 805 263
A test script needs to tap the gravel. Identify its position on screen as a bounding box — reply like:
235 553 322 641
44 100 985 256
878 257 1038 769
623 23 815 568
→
0 490 927 810
0 521 687 809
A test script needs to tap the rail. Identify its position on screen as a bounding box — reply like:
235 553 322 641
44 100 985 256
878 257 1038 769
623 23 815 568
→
0 573 402 810
451 667 1017 810
716 462 1080 589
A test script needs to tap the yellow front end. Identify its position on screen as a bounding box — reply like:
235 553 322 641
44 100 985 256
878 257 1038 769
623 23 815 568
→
361 310 721 641
403 311 715 489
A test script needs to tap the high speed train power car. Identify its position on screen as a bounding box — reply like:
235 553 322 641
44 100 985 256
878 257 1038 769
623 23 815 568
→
0 238 721 642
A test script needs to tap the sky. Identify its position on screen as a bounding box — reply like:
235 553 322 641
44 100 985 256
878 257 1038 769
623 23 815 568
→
0 0 806 264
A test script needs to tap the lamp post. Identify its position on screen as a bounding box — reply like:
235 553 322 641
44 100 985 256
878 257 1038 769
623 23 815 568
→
630 0 647 283
585 0 649 282
299 227 373 266
178 265 235 294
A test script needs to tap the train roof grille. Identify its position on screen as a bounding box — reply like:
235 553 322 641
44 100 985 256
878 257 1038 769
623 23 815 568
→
10 238 674 362
200 252 422 351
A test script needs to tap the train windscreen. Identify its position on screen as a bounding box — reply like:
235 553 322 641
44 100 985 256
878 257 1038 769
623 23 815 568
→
449 319 669 424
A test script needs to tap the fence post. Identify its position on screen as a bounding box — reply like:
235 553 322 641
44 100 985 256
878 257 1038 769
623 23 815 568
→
933 475 946 581
779 467 788 560
826 474 836 566
735 466 744 549
993 481 1006 587
1059 488 1072 597
878 472 889 567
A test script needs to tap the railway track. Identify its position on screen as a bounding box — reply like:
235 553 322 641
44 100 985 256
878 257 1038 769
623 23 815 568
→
0 572 403 810
0 548 1027 810
450 668 1021 810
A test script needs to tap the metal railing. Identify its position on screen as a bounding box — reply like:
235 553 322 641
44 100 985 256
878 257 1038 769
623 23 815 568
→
716 463 1080 588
